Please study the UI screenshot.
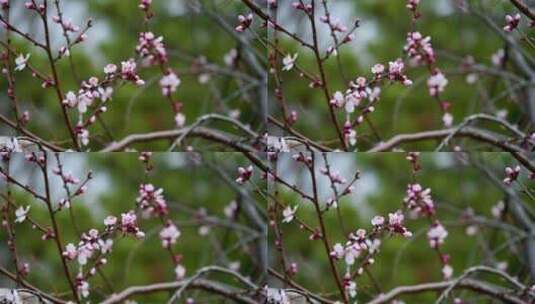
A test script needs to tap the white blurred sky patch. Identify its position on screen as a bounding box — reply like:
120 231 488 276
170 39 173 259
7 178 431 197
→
277 0 456 68
275 153 379 221
4 153 111 220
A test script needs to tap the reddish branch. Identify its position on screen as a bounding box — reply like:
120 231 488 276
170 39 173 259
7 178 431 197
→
307 152 348 303
40 154 80 303
509 0 535 21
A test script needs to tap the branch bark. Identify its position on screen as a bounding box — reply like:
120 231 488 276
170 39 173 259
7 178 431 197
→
100 127 258 153
100 278 258 304
509 0 535 21
366 278 528 304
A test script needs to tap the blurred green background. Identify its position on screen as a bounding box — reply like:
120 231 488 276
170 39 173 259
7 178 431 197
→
0 0 265 151
270 152 534 302
270 0 535 150
0 152 265 303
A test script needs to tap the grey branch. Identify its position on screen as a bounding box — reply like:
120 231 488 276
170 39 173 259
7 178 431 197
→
100 278 258 304
366 278 529 304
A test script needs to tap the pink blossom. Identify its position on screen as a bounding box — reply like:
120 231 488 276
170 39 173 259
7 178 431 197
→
427 71 448 97
14 205 30 223
104 63 117 74
442 264 453 279
24 2 35 10
330 91 345 108
99 239 113 254
282 205 298 223
388 59 412 86
403 183 435 216
371 215 385 226
175 264 186 279
427 222 448 248
104 215 117 227
388 211 412 237
136 183 168 216
404 32 435 65
63 243 78 260
235 14 253 32
236 165 253 184
282 53 298 71
406 0 420 11
346 280 357 298
77 278 90 298
442 112 453 127
503 165 520 185
120 211 144 238
14 53 30 72
292 2 312 14
343 120 357 146
159 72 181 96
159 222 181 248
503 14 521 32
224 200 238 218
121 59 145 86
76 126 90 146
136 32 168 65
371 63 385 76
491 49 505 67
139 0 152 11
175 113 186 128
62 91 77 108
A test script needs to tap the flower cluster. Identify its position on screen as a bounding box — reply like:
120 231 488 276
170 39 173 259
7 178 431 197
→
503 13 521 32
120 59 145 86
235 165 253 184
404 32 436 65
24 1 45 14
52 14 80 33
235 13 253 32
120 211 145 238
136 32 168 65
403 183 436 216
386 212 413 237
63 75 114 146
291 2 313 14
427 70 448 97
14 205 30 223
427 222 448 249
503 165 520 185
319 15 348 33
387 59 413 86
267 136 290 160
406 0 420 18
330 229 381 267
62 228 114 298
159 71 181 96
282 53 298 71
139 0 152 11
282 205 298 223
136 183 168 217
330 77 381 115
159 221 181 248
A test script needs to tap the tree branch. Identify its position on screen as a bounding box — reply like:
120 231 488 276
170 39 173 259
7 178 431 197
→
509 0 535 21
367 278 529 304
100 127 258 153
100 278 258 304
